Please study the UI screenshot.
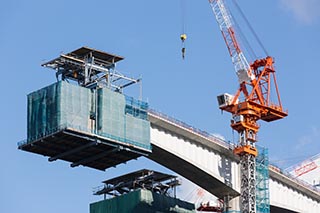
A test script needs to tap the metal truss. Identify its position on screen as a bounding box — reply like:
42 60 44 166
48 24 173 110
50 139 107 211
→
240 154 256 213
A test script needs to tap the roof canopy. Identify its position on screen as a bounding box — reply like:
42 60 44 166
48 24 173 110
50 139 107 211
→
94 169 180 197
42 46 124 69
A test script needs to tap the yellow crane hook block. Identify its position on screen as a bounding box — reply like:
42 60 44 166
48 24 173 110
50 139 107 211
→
180 33 187 42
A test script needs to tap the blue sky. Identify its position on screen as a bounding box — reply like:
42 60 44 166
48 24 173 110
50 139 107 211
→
1 0 320 212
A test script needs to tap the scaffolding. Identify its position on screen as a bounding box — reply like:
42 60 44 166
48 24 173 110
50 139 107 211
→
255 146 270 213
93 169 181 198
91 169 196 213
42 46 141 92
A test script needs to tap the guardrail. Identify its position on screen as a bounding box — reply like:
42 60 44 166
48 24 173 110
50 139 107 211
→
18 122 152 151
17 124 69 147
269 163 320 194
148 109 234 150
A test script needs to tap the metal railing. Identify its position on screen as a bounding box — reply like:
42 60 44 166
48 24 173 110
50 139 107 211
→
269 163 320 194
17 124 69 147
148 109 234 150
148 108 320 195
17 122 152 151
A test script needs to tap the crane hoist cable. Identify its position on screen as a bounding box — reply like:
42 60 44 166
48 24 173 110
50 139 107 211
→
231 0 269 56
180 0 187 59
230 9 257 60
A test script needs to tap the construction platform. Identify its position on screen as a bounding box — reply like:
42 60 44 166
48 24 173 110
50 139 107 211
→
93 169 181 197
18 128 150 171
18 47 151 171
91 169 194 213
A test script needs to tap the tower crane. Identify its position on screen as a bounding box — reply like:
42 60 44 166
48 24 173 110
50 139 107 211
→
208 0 287 212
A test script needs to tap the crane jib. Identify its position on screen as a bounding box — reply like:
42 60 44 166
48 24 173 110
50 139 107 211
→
209 0 254 83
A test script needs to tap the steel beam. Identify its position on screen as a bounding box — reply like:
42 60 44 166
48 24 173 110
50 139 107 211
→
70 147 120 168
48 141 97 162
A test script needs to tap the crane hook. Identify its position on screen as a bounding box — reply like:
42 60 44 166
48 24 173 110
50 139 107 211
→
180 33 187 42
180 34 187 60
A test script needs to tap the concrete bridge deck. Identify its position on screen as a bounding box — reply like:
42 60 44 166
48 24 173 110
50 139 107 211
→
147 110 320 212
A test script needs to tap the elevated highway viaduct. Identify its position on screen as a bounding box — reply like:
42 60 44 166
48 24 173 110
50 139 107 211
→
147 110 320 212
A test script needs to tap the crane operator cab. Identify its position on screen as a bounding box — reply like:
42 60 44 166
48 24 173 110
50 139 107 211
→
217 93 238 108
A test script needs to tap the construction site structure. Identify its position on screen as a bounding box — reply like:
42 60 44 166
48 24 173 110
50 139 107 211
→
197 200 223 212
91 169 196 213
42 46 141 91
194 145 269 213
18 47 151 171
93 169 181 198
286 153 320 188
208 1 287 212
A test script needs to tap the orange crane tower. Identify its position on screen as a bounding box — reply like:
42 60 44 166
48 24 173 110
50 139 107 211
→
208 0 287 212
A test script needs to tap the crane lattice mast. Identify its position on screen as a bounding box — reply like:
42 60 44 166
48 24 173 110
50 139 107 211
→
208 0 287 212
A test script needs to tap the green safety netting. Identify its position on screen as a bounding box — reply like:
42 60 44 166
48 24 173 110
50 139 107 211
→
97 88 151 150
27 81 92 142
27 81 151 151
90 189 196 213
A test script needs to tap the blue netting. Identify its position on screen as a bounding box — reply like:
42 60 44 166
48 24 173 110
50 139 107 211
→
256 146 270 213
125 96 148 120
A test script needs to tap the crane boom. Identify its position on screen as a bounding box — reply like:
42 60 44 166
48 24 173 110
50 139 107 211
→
208 0 287 212
209 0 254 83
